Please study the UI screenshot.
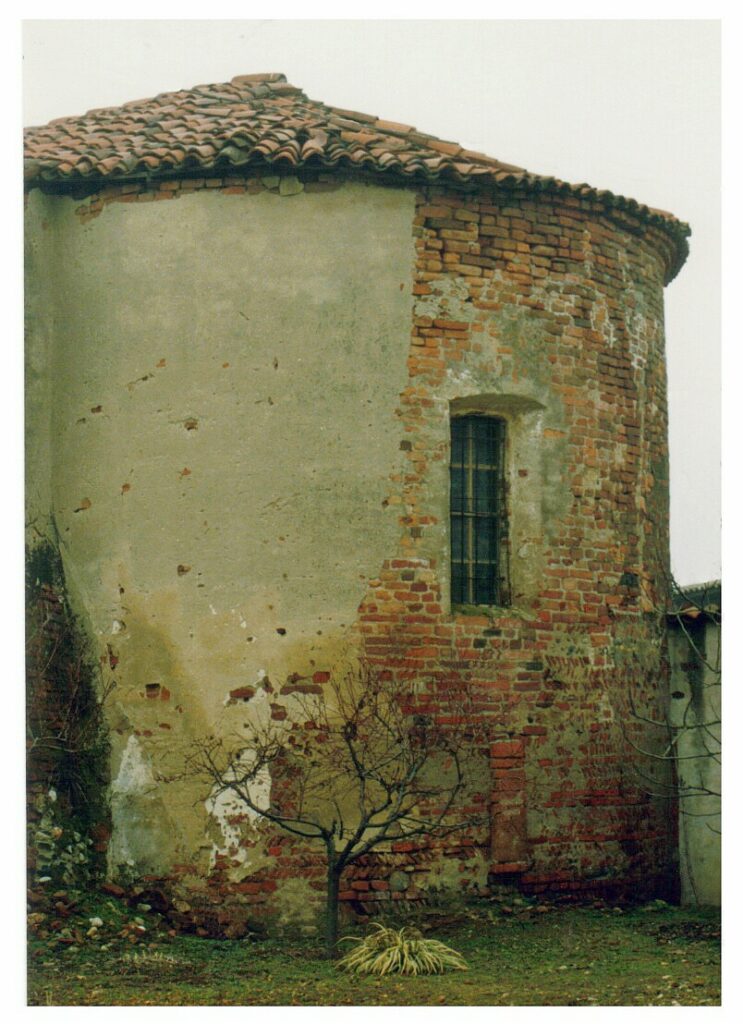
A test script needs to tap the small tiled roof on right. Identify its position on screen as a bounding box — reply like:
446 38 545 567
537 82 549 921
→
24 72 690 280
670 581 721 619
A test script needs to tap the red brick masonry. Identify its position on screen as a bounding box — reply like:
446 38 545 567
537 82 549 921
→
43 170 678 918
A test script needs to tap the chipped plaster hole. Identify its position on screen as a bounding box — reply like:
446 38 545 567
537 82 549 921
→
177 564 191 576
184 418 199 431
111 620 125 634
227 685 255 703
145 683 161 700
126 373 154 390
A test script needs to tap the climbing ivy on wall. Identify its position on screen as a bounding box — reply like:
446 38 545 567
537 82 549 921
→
26 539 112 884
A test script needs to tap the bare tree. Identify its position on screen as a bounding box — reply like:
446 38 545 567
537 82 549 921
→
623 578 721 810
667 579 721 796
185 664 486 957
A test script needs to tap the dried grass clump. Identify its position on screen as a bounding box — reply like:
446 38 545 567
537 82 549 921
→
338 923 468 976
117 950 184 975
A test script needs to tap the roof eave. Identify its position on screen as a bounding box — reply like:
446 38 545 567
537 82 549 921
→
24 155 690 284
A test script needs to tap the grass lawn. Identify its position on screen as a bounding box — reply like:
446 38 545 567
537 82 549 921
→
28 897 720 1006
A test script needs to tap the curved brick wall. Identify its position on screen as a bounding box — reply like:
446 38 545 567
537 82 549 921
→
354 183 675 902
26 170 678 931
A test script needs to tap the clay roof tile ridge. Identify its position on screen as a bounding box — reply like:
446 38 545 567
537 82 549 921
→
22 71 690 281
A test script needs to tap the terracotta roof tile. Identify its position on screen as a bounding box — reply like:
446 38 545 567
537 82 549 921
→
328 107 378 124
427 139 462 157
373 119 416 135
24 71 689 275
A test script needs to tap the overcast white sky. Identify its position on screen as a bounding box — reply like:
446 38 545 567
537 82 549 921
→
21 18 721 586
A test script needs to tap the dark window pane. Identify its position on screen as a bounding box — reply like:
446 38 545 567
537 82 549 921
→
451 465 464 513
472 427 493 464
450 429 465 466
473 571 493 606
451 563 465 605
475 517 495 562
451 514 464 560
474 468 495 515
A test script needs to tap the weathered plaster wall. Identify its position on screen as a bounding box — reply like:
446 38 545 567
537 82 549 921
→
26 178 417 881
26 170 679 928
668 618 721 905
25 191 56 546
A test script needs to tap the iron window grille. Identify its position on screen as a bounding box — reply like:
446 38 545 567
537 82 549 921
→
450 415 508 606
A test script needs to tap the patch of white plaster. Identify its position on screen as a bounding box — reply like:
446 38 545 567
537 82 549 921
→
205 749 271 868
627 313 650 370
445 366 477 388
107 735 161 873
612 445 627 467
596 690 616 723
414 275 472 322
111 735 157 796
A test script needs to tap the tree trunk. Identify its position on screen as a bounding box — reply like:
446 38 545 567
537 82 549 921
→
325 860 342 959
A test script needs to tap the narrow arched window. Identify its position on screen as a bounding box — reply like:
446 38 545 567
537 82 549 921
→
450 415 508 606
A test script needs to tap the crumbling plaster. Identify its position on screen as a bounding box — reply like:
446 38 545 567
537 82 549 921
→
26 181 419 873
